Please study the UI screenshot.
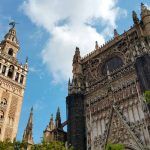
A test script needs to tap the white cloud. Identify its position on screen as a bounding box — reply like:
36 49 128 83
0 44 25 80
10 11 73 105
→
29 66 45 79
34 99 46 111
29 66 39 73
146 4 150 10
21 0 127 83
29 30 43 41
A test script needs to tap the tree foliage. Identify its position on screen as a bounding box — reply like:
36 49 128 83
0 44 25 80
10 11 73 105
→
144 90 150 103
0 139 28 150
0 140 73 150
0 140 13 150
106 143 124 150
31 141 74 150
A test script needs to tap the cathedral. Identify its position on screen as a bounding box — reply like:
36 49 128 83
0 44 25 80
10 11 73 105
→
67 3 150 150
0 22 28 141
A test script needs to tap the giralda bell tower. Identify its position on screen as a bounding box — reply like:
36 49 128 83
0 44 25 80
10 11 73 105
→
0 22 28 141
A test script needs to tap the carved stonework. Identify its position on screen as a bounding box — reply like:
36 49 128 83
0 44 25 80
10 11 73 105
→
4 127 13 140
67 3 150 150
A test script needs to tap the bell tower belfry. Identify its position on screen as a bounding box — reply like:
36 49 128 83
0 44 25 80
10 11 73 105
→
0 22 28 141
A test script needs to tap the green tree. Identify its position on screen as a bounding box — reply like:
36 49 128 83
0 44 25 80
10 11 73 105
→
31 141 73 150
0 140 30 150
0 139 14 150
144 91 150 103
106 143 124 150
0 140 74 150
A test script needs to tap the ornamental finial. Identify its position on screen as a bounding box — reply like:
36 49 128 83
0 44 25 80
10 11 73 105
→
9 20 19 28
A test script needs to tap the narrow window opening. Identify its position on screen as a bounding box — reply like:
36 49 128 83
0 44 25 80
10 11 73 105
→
8 65 14 78
2 66 6 75
20 75 24 84
8 48 13 56
15 72 19 82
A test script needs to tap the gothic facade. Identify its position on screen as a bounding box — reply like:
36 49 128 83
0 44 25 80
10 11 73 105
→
0 23 28 141
67 3 150 150
43 108 67 143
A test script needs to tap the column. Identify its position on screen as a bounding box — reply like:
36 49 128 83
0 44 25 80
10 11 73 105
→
100 119 102 135
98 119 101 135
13 70 16 81
23 76 26 85
5 66 9 76
131 105 136 122
18 74 21 83
0 64 3 74
133 104 139 121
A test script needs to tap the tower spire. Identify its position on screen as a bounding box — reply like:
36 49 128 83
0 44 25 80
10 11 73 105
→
72 47 82 78
68 78 71 86
141 3 150 17
48 114 55 131
1 22 20 57
141 3 146 12
22 107 34 145
95 41 99 50
55 107 62 129
132 11 139 24
140 3 150 36
4 22 19 45
114 29 119 38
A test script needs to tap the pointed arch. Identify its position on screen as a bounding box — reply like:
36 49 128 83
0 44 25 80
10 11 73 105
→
101 56 124 75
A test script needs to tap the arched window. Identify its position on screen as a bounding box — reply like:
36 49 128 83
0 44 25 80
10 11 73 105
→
15 72 19 82
2 65 6 75
0 110 4 119
8 65 14 78
8 48 13 56
102 56 123 75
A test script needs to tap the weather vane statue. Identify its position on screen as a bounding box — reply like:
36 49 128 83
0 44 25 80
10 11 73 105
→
9 20 19 28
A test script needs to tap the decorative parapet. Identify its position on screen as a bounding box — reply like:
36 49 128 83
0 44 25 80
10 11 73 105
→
81 25 137 63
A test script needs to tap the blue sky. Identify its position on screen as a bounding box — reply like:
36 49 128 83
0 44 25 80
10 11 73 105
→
0 0 149 143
